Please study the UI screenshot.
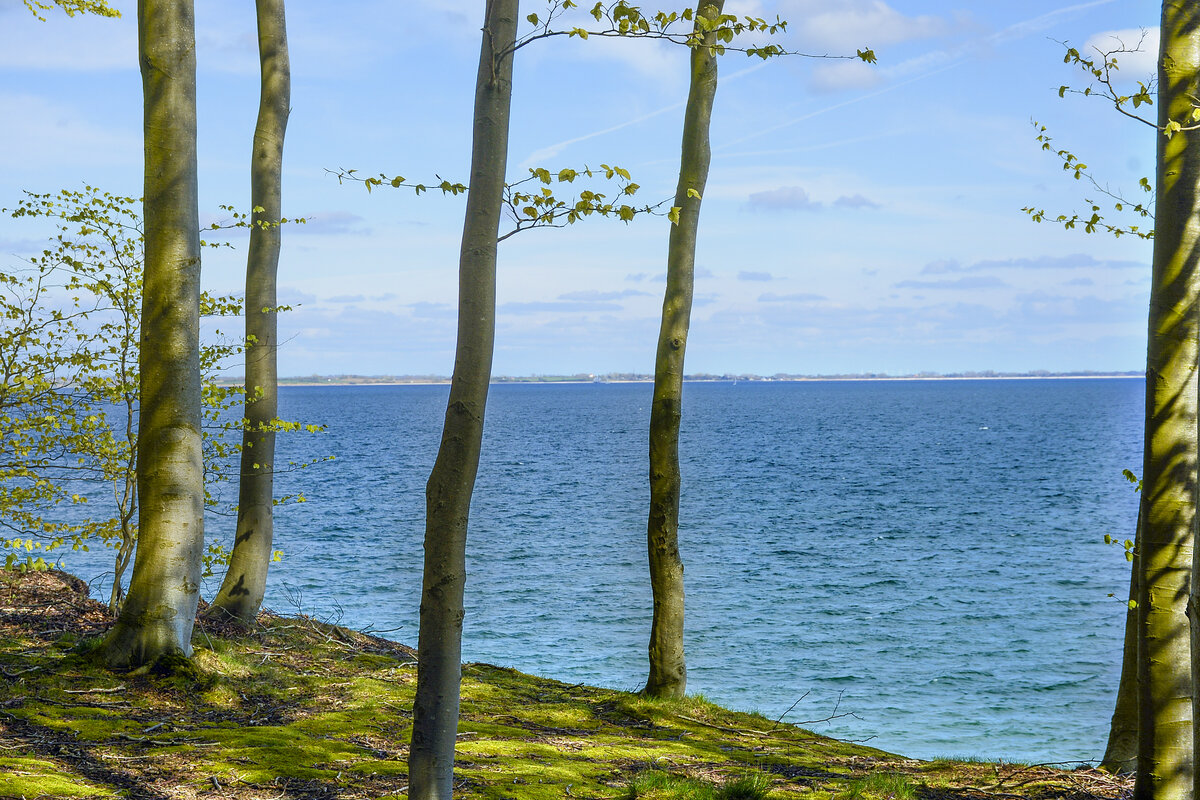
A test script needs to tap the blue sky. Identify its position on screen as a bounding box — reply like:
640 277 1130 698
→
0 0 1160 376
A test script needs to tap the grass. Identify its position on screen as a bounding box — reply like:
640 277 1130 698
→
840 772 917 800
0 570 1132 800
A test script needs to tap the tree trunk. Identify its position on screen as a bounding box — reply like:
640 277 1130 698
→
407 2 516 798
642 0 724 700
208 0 290 626
1136 5 1200 798
1101 509 1140 774
102 0 204 669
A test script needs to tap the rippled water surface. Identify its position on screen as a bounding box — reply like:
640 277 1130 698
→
69 378 1143 763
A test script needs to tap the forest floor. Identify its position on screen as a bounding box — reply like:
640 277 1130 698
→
0 570 1132 800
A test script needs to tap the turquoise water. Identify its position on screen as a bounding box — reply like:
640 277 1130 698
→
68 378 1143 763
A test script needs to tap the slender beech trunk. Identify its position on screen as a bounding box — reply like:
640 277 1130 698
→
407 2 516 798
1101 509 1140 774
208 0 290 625
102 0 204 668
642 0 724 700
1136 5 1200 798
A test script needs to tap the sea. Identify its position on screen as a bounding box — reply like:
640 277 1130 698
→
62 378 1144 765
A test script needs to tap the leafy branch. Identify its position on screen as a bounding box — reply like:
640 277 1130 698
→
22 0 119 21
510 0 875 63
499 164 673 241
1021 122 1154 240
1057 32 1200 138
329 164 674 241
0 187 322 592
328 169 468 198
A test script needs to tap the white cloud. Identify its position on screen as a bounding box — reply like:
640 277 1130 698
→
921 254 1145 274
809 60 882 93
834 193 881 210
0 91 138 169
759 292 827 303
746 185 822 211
894 276 1010 290
1083 27 1159 80
576 34 682 81
0 10 133 71
781 0 950 52
559 289 653 301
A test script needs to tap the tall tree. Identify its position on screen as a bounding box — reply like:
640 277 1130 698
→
1137 3 1200 798
642 0 724 700
101 0 204 668
407 2 517 798
208 0 291 625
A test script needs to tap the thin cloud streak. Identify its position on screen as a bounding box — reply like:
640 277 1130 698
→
717 61 961 149
518 60 770 168
717 0 1119 150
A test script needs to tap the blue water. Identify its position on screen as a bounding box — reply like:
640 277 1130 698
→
66 378 1143 764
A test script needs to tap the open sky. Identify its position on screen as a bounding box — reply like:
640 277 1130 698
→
0 0 1160 377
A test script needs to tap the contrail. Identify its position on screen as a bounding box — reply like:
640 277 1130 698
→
517 0 1118 165
517 60 770 168
716 61 961 150
716 0 1118 150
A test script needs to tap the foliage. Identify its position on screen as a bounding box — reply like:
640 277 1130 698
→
22 0 119 20
334 1 875 237
515 0 875 63
1021 122 1154 240
0 187 321 605
1054 31 1193 136
331 163 673 238
1022 34 1172 239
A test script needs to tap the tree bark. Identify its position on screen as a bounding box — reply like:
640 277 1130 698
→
642 0 724 700
208 0 290 626
1101 509 1140 774
1135 4 1200 798
101 0 204 668
407 2 516 798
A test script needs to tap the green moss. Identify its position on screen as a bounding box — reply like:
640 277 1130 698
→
0 572 1114 800
0 756 119 797
188 724 372 782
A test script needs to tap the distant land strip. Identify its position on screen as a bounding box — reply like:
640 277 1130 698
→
214 370 1143 386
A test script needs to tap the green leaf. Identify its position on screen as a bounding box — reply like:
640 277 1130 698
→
668 206 681 225
686 188 701 199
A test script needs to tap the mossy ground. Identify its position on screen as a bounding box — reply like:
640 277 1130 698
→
1 571 1131 800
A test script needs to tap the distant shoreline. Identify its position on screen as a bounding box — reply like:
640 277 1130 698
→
221 372 1144 387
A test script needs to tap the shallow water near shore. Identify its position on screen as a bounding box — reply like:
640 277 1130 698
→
66 378 1141 763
